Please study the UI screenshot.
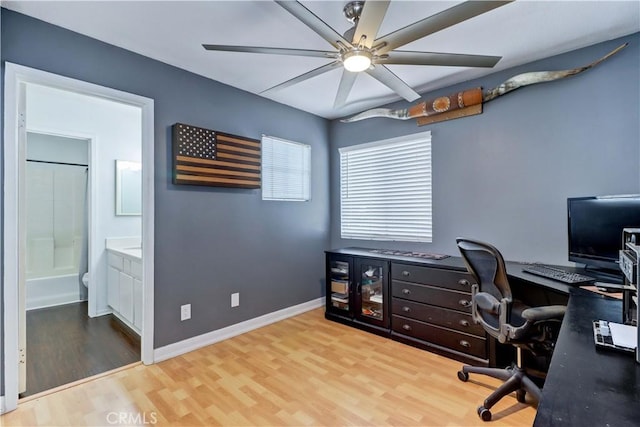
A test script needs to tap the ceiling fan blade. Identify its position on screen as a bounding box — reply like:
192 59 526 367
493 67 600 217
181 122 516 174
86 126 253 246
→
352 0 390 48
374 1 512 55
275 1 352 50
377 51 501 68
202 44 337 59
366 65 420 102
261 60 343 95
334 70 358 108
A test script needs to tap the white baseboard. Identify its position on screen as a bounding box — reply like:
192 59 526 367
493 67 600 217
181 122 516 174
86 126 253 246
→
94 308 113 317
154 297 324 362
1 395 6 414
26 294 82 311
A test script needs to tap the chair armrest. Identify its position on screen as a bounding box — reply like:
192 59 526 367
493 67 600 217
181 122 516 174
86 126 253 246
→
475 292 500 314
521 305 566 322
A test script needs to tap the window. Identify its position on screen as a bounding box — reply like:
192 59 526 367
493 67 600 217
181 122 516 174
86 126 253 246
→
262 135 311 201
339 131 432 242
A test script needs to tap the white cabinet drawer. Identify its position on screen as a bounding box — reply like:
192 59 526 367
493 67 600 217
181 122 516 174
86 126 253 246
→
123 258 131 274
131 260 142 279
108 252 123 270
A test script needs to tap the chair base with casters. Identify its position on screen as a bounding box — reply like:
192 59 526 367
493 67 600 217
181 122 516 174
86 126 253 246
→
457 348 541 422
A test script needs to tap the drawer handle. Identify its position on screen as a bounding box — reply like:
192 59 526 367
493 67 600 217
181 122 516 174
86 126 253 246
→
402 270 410 277
402 324 412 331
459 340 471 348
402 288 411 295
458 279 470 286
459 299 471 308
459 319 470 327
402 306 411 313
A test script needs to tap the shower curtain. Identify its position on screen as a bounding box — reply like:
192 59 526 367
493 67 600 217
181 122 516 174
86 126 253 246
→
25 160 89 306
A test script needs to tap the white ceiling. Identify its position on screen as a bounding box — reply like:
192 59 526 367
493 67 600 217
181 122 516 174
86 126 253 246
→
3 1 639 119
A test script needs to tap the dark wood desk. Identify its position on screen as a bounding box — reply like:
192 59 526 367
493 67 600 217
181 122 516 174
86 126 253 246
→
534 288 640 426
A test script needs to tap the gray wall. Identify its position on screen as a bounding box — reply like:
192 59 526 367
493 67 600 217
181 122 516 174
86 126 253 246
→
1 9 330 353
329 33 640 265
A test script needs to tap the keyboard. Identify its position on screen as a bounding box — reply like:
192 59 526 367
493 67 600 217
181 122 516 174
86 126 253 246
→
522 264 595 284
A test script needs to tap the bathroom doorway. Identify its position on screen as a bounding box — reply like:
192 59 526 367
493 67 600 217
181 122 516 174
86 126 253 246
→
3 63 155 411
21 131 141 397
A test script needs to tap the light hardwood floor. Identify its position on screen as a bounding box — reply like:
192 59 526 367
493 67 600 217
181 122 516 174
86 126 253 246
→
2 308 535 426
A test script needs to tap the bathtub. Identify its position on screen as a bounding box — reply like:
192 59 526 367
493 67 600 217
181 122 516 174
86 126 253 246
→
26 273 83 311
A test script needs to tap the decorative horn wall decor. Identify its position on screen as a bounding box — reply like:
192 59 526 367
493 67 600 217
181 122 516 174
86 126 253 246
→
172 123 261 189
341 43 628 125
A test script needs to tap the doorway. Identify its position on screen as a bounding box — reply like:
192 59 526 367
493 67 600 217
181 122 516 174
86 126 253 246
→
21 130 141 398
3 63 155 412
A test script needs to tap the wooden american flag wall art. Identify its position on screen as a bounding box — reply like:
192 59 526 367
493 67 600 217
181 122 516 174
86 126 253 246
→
172 123 261 189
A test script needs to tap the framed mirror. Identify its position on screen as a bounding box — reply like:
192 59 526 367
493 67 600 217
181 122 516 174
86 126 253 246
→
115 160 142 216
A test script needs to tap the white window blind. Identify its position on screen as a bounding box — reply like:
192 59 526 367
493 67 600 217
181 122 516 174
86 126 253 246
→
339 131 432 242
262 135 311 201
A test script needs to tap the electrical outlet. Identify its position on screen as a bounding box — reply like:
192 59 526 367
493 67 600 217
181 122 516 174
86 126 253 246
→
231 292 239 307
180 303 191 321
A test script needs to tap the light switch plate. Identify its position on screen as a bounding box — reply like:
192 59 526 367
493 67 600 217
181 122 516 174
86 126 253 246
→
181 303 191 321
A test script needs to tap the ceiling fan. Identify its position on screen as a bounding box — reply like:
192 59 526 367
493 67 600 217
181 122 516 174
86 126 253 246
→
203 1 512 108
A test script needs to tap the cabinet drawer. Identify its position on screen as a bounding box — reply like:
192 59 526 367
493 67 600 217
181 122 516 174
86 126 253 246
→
131 260 143 279
123 258 131 274
391 263 472 292
108 252 123 270
391 298 484 336
392 281 472 313
392 315 487 359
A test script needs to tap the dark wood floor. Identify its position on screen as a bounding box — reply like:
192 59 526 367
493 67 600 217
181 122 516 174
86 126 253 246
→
22 301 140 398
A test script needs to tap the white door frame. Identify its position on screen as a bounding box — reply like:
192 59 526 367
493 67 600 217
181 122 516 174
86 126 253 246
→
2 63 155 413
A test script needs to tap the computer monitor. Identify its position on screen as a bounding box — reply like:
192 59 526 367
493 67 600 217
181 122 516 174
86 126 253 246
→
567 195 640 274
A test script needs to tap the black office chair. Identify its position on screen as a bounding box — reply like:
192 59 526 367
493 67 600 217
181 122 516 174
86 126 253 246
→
455 238 566 422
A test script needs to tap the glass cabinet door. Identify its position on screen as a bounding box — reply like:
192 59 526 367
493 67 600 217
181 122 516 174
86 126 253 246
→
357 260 386 324
329 258 350 313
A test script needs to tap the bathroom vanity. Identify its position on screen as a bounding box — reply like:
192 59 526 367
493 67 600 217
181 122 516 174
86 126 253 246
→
106 238 142 334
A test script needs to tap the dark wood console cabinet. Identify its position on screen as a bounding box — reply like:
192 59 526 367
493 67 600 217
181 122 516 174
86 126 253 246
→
326 253 390 336
326 248 497 366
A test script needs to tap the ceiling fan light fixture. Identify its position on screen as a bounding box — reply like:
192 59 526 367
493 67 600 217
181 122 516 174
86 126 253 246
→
342 50 372 72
